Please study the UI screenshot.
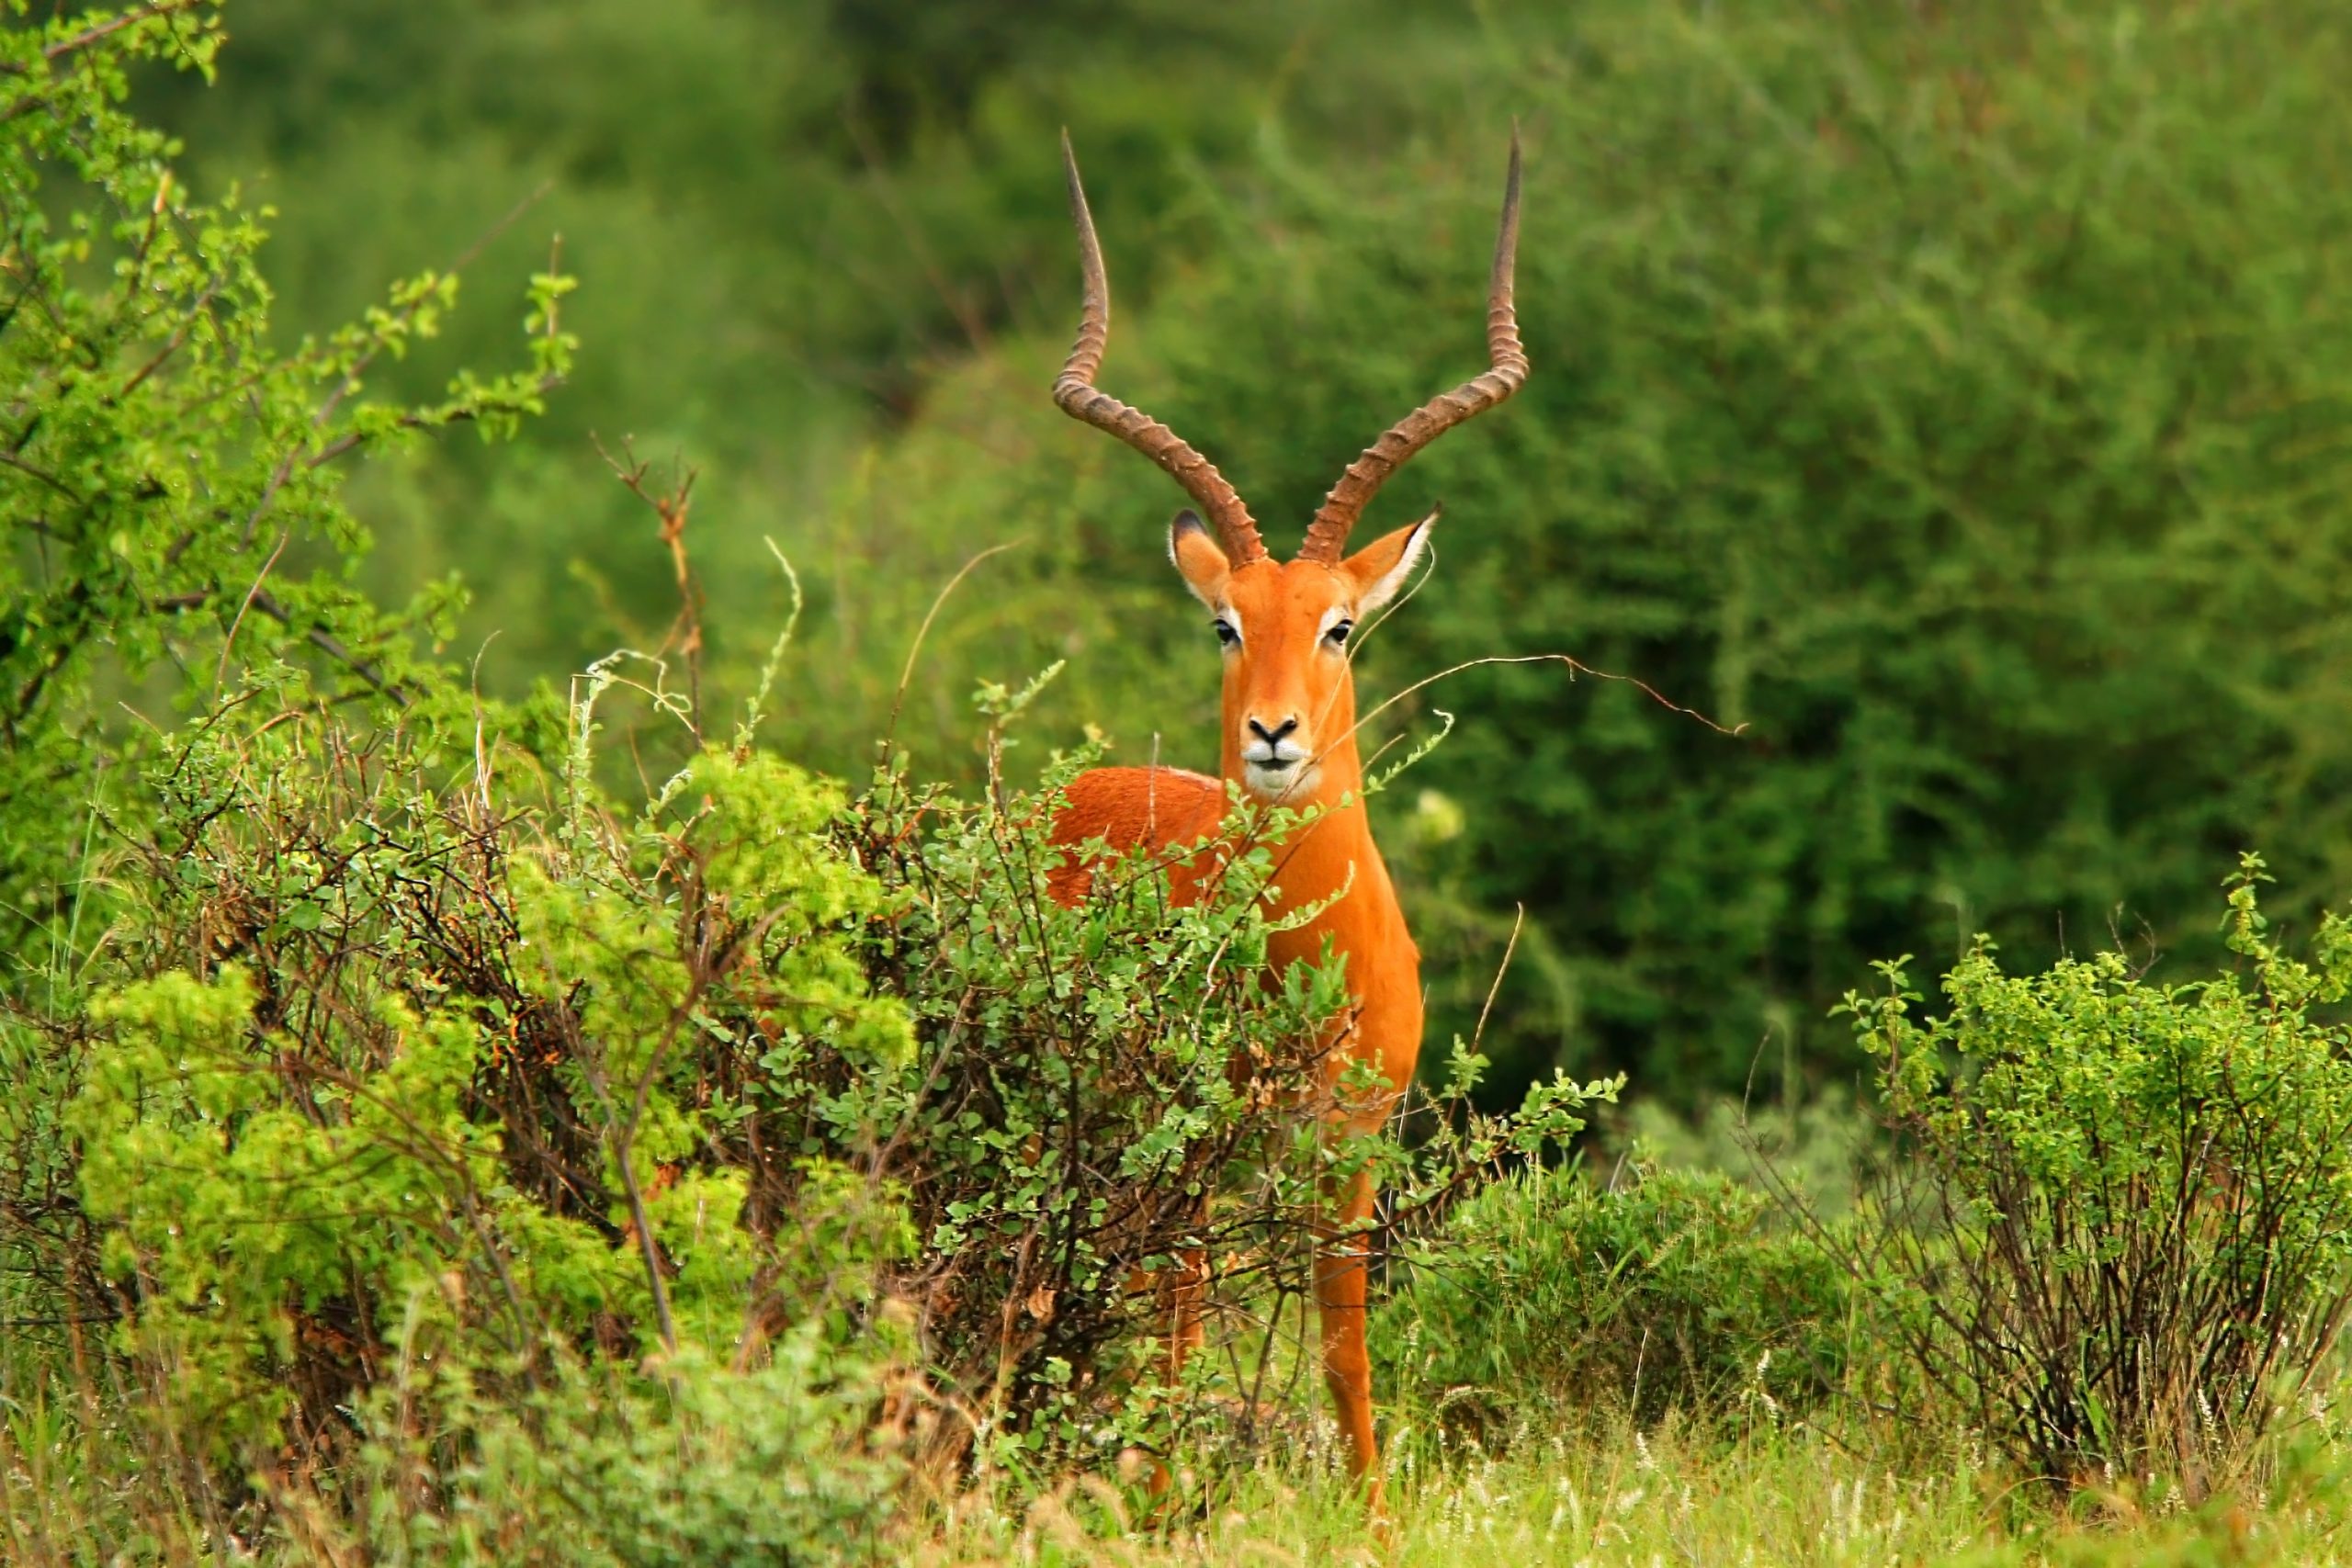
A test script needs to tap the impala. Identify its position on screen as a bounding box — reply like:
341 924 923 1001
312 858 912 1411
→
1044 129 1527 1503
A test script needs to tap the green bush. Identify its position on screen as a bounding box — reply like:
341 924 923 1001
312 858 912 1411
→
0 0 570 966
1373 1157 1851 1436
52 698 914 1445
0 690 923 1558
349 1337 905 1568
1842 856 2352 1496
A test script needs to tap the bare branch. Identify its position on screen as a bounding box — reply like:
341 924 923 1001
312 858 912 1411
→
594 434 704 739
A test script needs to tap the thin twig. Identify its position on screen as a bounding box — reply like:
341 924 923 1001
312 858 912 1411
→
214 525 291 692
595 434 704 739
886 541 1023 747
1471 903 1525 1054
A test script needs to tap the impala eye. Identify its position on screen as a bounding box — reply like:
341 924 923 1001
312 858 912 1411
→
1213 618 1240 649
1327 619 1354 648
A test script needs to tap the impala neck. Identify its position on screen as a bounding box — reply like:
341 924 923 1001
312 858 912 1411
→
1220 679 1395 938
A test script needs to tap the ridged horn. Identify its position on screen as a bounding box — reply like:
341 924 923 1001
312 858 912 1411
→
1296 127 1527 564
1052 130 1267 565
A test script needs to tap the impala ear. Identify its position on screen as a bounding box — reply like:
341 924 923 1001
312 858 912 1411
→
1340 507 1438 615
1168 509 1231 608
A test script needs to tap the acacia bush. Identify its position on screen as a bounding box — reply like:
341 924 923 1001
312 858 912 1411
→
38 693 918 1494
1840 858 2352 1497
5 705 915 1562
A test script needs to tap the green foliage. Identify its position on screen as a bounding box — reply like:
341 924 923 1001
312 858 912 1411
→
0 663 946 1560
1373 1157 1852 1436
1611 1089 1879 1224
352 1337 903 1567
45 701 911 1460
73 967 502 1452
1841 856 2352 1494
130 0 1454 694
0 0 571 962
0 669 924 1563
500 1340 900 1568
853 755 1335 1436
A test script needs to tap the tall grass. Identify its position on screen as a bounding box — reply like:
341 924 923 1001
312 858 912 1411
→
17 1364 2352 1568
914 1415 2352 1567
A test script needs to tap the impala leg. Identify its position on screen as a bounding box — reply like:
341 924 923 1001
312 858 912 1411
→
1314 1157 1385 1512
1158 1243 1208 1384
1125 1201 1209 1500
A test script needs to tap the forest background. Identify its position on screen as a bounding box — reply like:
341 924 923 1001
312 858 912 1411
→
113 0 2352 1115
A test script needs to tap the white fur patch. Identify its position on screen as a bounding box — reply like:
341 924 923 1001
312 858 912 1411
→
1355 515 1435 615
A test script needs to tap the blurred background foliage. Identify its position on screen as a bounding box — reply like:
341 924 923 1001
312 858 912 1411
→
127 0 2352 1111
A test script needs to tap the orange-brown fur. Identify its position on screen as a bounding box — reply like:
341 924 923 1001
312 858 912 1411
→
1042 766 1224 906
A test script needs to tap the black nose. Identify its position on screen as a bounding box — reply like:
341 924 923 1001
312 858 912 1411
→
1248 716 1299 744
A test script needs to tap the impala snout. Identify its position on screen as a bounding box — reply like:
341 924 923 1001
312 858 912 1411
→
1245 714 1300 754
1241 713 1316 797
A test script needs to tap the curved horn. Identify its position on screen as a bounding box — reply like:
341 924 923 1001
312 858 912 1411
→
1053 130 1267 565
1297 128 1527 564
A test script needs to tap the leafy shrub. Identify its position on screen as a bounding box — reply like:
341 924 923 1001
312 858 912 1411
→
51 697 914 1459
850 746 1337 1470
347 1336 905 1568
0 685 923 1560
1842 857 2352 1495
1372 1157 1851 1435
0 2 572 966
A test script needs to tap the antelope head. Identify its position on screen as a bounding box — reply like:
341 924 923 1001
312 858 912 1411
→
1054 130 1528 805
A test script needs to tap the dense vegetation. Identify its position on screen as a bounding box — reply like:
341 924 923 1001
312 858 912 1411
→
14 1 2352 1562
114 0 2352 1110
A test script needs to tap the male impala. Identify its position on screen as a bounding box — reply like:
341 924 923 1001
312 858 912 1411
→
1044 130 1527 1504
